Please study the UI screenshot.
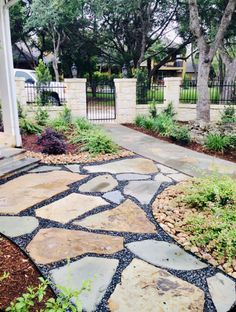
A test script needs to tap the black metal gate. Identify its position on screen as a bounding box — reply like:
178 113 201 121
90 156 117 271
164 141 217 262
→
86 80 116 121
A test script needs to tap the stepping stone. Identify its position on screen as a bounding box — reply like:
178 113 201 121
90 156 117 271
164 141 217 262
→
0 171 87 214
207 273 236 312
0 216 39 238
79 175 118 193
156 164 178 174
84 158 158 174
168 173 190 182
36 194 109 224
29 165 62 172
108 259 205 312
103 191 124 204
154 173 172 183
124 181 161 205
74 199 156 234
50 257 119 312
26 228 123 265
65 164 80 173
126 240 207 271
116 173 151 181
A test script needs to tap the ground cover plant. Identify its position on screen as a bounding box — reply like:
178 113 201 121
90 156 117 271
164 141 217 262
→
152 174 236 276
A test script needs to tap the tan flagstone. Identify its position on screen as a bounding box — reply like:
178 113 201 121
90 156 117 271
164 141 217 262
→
26 228 124 264
36 193 109 224
108 259 205 312
0 171 87 214
74 199 156 233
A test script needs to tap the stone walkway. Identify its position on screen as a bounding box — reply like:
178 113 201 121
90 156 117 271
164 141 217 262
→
103 124 236 178
0 156 235 311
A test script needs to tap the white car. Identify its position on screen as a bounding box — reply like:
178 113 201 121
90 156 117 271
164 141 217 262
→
14 69 65 106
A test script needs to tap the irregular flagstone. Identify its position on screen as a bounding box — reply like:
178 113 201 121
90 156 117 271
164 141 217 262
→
207 273 236 312
103 191 124 204
29 165 62 173
108 258 205 312
154 173 173 183
79 175 118 193
116 173 151 181
26 228 123 265
0 171 86 214
168 173 190 182
50 257 119 312
74 199 156 233
84 158 158 174
124 181 161 205
126 240 207 271
36 193 109 224
156 164 178 174
0 216 39 238
65 164 80 173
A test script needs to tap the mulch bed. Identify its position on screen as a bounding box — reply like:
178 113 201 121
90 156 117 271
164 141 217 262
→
0 235 55 311
22 134 134 165
124 123 236 163
152 183 236 279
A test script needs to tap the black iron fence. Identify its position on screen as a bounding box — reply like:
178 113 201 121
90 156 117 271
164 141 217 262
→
86 80 116 121
25 83 66 106
180 80 236 105
136 82 165 104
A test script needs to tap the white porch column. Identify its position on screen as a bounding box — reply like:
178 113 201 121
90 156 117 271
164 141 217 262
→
0 1 21 147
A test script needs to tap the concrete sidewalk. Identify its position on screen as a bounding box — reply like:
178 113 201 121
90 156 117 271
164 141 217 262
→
103 124 236 178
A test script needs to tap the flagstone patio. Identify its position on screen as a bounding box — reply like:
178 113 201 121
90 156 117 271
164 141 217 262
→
0 156 235 312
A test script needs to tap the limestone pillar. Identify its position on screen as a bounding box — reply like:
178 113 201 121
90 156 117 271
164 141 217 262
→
64 79 87 118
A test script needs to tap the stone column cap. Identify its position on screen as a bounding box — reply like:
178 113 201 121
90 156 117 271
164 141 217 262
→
114 78 137 83
64 78 87 83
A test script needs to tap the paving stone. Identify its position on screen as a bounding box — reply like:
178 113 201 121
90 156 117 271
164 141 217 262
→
116 173 151 181
154 173 172 183
126 240 207 271
124 181 161 205
84 158 158 174
50 257 119 312
207 273 236 312
65 164 80 173
29 165 62 173
74 199 156 233
168 173 190 182
26 228 124 265
103 191 124 204
0 171 87 214
36 194 109 224
156 164 178 174
108 258 205 312
0 216 39 237
79 175 118 193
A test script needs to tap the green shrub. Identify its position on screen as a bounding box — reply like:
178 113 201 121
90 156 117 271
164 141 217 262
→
228 135 236 150
204 133 230 152
19 118 42 135
182 175 236 210
35 59 52 85
152 113 174 136
59 106 72 124
134 115 155 130
169 126 191 145
48 106 72 132
221 105 236 123
74 117 93 131
35 107 49 126
163 102 175 118
148 101 157 118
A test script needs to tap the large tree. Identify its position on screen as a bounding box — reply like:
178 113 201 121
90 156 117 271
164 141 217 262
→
188 0 236 122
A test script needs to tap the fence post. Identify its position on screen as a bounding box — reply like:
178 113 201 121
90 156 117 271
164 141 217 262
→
64 78 87 118
15 77 27 106
164 77 182 110
114 78 137 123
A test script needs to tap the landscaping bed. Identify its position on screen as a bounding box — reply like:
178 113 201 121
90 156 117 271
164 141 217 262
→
152 175 236 278
0 235 54 311
125 123 236 163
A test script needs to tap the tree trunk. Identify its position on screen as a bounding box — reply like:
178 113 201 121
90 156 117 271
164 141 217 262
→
52 57 60 82
196 54 211 122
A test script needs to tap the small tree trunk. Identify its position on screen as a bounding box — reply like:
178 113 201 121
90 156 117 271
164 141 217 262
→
196 54 211 122
52 57 60 82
